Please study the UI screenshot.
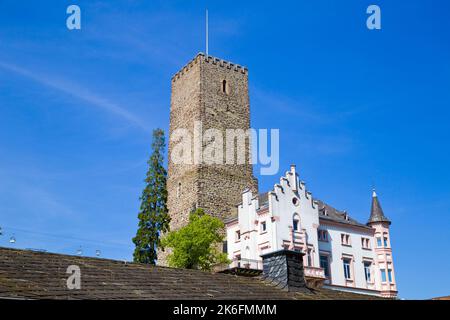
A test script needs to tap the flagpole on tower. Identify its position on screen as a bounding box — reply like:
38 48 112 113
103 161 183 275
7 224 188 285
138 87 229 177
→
206 9 209 56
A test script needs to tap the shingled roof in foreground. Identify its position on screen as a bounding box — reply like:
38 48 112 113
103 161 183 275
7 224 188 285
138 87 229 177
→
0 247 380 300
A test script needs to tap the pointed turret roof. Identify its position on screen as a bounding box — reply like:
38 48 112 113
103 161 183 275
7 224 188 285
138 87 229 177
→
367 190 391 225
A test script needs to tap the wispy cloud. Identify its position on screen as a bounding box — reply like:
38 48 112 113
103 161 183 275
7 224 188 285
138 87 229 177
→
0 61 149 132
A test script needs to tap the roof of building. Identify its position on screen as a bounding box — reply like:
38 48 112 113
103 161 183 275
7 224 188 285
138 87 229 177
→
0 247 380 300
368 190 391 225
315 199 372 230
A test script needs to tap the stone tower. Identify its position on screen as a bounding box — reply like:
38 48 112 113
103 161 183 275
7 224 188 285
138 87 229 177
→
167 53 258 232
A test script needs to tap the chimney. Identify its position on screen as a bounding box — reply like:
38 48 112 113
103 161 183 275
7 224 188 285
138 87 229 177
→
260 249 308 292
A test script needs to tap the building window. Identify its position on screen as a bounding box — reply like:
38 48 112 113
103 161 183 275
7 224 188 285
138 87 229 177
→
306 249 313 266
222 80 229 94
235 230 241 242
318 230 328 242
260 221 267 233
384 237 389 247
364 261 372 282
343 258 352 280
293 217 300 231
177 182 181 198
381 269 387 282
388 269 393 282
320 255 330 278
377 237 382 247
361 237 370 249
235 254 241 268
222 241 228 254
341 234 351 246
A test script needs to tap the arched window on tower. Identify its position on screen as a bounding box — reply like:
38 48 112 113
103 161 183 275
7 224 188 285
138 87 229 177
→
293 214 300 231
222 79 230 94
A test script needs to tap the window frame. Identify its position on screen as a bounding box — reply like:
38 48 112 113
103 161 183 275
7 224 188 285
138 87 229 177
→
343 258 352 280
319 254 330 278
341 233 351 246
318 229 328 242
235 230 241 242
260 221 267 233
363 261 372 282
380 269 387 283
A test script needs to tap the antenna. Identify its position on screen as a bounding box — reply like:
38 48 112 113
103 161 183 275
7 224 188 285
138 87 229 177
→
206 9 209 56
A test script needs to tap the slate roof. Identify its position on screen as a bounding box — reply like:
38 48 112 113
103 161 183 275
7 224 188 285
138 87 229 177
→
0 247 379 300
368 191 391 225
257 193 269 208
315 199 372 230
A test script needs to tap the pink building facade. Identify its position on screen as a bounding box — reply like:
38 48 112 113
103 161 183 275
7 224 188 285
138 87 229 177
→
225 165 398 298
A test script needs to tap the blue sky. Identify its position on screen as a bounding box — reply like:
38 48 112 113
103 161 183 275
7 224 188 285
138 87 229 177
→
0 0 449 299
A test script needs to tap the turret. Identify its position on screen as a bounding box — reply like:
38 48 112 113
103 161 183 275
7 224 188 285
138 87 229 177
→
367 190 397 298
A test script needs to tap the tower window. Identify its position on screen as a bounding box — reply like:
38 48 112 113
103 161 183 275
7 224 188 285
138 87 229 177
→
381 269 387 282
377 237 382 247
177 182 181 198
260 221 267 233
222 79 229 94
235 230 241 242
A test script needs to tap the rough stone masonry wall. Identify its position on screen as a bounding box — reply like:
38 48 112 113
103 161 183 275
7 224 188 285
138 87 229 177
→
197 55 258 220
165 53 258 247
166 55 202 234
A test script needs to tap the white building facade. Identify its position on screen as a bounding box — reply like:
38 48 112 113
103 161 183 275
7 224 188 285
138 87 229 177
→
225 165 398 298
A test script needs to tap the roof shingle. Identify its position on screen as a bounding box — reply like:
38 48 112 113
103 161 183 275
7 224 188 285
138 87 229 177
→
0 247 379 300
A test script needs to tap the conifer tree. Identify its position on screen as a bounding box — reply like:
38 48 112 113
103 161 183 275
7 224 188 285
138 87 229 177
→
132 129 170 264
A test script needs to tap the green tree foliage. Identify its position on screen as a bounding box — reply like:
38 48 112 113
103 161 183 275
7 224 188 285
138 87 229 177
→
161 208 229 270
132 128 170 264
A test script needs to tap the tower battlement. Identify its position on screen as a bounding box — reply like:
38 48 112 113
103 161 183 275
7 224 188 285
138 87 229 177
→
172 53 248 82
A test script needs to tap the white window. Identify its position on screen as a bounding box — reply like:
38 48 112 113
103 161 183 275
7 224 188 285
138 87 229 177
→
341 234 351 246
343 258 352 280
318 230 328 242
361 237 370 249
381 269 387 282
293 216 300 231
306 249 313 266
260 221 267 233
364 261 372 282
377 237 382 247
320 255 330 278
